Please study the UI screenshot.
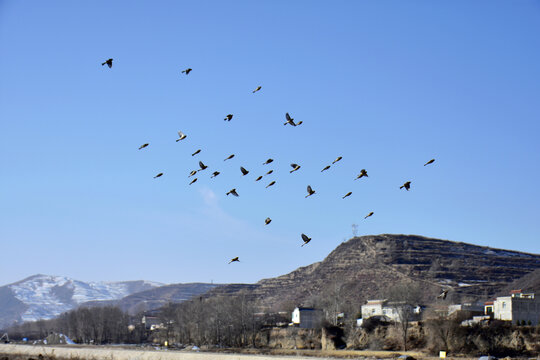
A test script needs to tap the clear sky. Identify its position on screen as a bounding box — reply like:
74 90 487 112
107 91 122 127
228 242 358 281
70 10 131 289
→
1 0 539 287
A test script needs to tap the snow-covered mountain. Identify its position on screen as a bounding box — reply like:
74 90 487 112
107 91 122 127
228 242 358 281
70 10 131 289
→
0 274 163 329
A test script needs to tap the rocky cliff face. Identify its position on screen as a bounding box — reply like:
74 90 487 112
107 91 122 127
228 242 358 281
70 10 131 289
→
206 234 540 307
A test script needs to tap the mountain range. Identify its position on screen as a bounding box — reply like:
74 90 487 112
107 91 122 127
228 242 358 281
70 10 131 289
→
0 274 163 329
2 234 539 329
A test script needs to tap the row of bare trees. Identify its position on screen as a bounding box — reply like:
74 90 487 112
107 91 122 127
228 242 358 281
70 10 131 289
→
8 306 134 344
155 293 271 347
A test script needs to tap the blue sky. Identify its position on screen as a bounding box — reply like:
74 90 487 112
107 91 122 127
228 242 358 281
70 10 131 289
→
1 1 539 286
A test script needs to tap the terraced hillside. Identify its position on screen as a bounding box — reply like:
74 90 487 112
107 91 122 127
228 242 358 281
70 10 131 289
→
204 234 540 308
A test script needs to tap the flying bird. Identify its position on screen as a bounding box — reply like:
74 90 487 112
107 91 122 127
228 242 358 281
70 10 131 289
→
211 171 220 178
301 233 311 247
321 165 331 172
255 175 263 182
266 181 276 188
332 156 342 164
263 158 274 165
188 170 197 177
342 191 352 199
101 58 113 68
284 113 296 126
224 114 233 121
252 86 262 93
138 143 149 150
364 212 374 219
400 181 411 191
176 131 187 142
198 161 208 171
226 188 239 197
305 185 316 198
224 154 235 161
189 178 197 185
355 169 368 180
228 257 240 264
240 166 249 176
266 170 274 175
265 217 272 225
437 289 449 300
424 159 435 166
192 149 201 156
153 173 163 179
290 164 301 173
181 68 192 75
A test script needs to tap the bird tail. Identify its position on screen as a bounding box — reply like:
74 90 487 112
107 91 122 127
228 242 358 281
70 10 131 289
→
301 243 305 247
400 186 404 189
101 62 106 66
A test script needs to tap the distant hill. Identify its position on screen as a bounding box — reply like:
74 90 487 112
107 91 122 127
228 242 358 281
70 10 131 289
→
203 234 540 308
81 282 221 314
0 274 163 329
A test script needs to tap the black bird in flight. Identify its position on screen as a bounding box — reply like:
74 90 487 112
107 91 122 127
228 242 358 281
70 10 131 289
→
228 257 240 264
198 161 208 171
290 164 301 173
284 113 296 126
265 217 272 225
266 170 274 175
266 181 276 188
154 173 163 179
224 154 235 161
181 68 192 75
240 167 249 176
224 114 233 121
138 143 149 150
192 149 201 156
332 156 342 164
321 165 331 172
211 171 220 178
102 58 113 68
437 289 449 300
263 158 274 165
189 178 197 185
424 159 435 166
188 170 197 178
355 169 368 180
342 191 352 199
255 175 263 182
176 131 187 142
400 181 411 191
253 86 262 93
227 188 239 197
301 233 311 247
364 212 374 219
305 185 316 198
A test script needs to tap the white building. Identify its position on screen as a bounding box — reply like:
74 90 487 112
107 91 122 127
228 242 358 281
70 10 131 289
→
291 307 323 328
361 300 420 322
492 290 540 326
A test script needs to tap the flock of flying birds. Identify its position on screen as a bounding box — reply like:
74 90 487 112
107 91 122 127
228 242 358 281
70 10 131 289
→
103 58 437 267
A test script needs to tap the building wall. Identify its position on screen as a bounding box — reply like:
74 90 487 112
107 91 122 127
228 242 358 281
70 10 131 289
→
361 303 383 319
493 295 540 325
291 308 323 328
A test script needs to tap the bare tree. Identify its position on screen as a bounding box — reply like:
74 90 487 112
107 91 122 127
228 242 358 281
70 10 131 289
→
385 283 423 351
